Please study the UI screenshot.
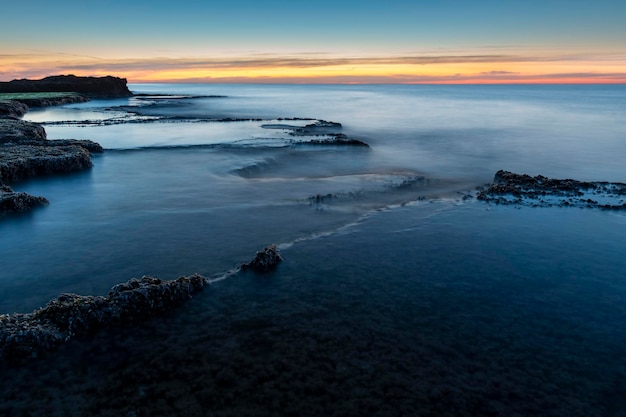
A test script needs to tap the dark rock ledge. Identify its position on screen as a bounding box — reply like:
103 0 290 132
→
0 75 122 217
0 183 48 217
0 75 133 98
477 170 626 209
0 245 282 362
241 244 283 272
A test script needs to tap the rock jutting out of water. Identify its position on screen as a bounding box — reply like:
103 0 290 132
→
0 77 109 217
240 244 284 273
0 144 96 183
0 183 48 217
293 133 370 147
0 245 283 362
0 275 208 362
0 119 47 143
0 100 29 119
477 170 626 209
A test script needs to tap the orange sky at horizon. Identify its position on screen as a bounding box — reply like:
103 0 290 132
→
3 1 626 85
2 49 626 85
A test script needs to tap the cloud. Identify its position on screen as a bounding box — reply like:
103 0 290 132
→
480 70 519 75
1 51 625 84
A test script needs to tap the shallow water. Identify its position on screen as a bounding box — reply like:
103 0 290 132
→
2 84 626 415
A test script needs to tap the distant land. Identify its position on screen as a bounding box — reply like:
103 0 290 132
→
0 74 133 98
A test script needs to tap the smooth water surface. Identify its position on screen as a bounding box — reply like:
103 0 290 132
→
2 84 626 416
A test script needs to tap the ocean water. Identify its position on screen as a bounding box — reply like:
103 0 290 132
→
2 84 626 416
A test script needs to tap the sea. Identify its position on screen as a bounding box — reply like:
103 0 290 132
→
1 84 626 416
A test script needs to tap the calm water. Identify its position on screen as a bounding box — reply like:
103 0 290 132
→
2 84 626 416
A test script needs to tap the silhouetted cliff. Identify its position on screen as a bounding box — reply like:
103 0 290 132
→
0 75 133 98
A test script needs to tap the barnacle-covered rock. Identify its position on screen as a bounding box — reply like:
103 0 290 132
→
0 274 209 362
241 244 283 273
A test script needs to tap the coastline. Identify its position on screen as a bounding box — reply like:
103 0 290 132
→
0 75 131 217
1 80 626 416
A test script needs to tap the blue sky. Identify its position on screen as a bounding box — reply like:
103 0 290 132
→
2 0 625 83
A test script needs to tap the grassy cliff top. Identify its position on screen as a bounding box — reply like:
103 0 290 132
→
0 92 82 100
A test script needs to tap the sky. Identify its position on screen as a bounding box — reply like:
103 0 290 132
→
1 0 625 84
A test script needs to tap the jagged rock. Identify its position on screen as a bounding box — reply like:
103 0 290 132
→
0 274 208 361
296 133 370 147
0 183 48 216
0 75 133 98
0 144 93 182
477 170 626 209
47 139 104 153
10 94 90 108
0 119 46 143
0 100 29 119
241 244 283 273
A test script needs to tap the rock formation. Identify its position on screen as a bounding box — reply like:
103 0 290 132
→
0 100 29 119
0 79 106 216
477 170 626 209
0 183 48 217
241 244 283 272
0 275 208 361
0 244 285 362
295 133 370 147
0 119 46 142
0 144 95 182
0 75 133 98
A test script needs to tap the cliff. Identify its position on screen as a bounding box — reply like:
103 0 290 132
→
0 75 133 98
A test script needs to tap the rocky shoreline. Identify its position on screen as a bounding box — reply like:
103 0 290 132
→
0 245 282 362
477 170 626 209
0 75 129 217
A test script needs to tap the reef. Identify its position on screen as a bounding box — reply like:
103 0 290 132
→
0 245 283 362
0 100 29 119
0 183 48 217
477 170 626 209
0 275 208 361
0 119 46 142
0 143 96 183
0 75 133 98
241 244 284 273
0 115 102 184
294 133 370 147
0 79 107 217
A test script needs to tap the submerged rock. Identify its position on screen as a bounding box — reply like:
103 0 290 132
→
477 170 626 209
241 244 283 273
0 274 208 361
0 183 48 216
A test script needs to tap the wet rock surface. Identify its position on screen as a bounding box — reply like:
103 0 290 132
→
477 170 626 209
0 183 48 216
262 120 370 147
241 244 283 273
10 94 91 108
0 100 29 119
0 275 209 362
0 85 105 217
0 243 284 362
0 119 47 142
294 133 370 147
0 144 94 182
